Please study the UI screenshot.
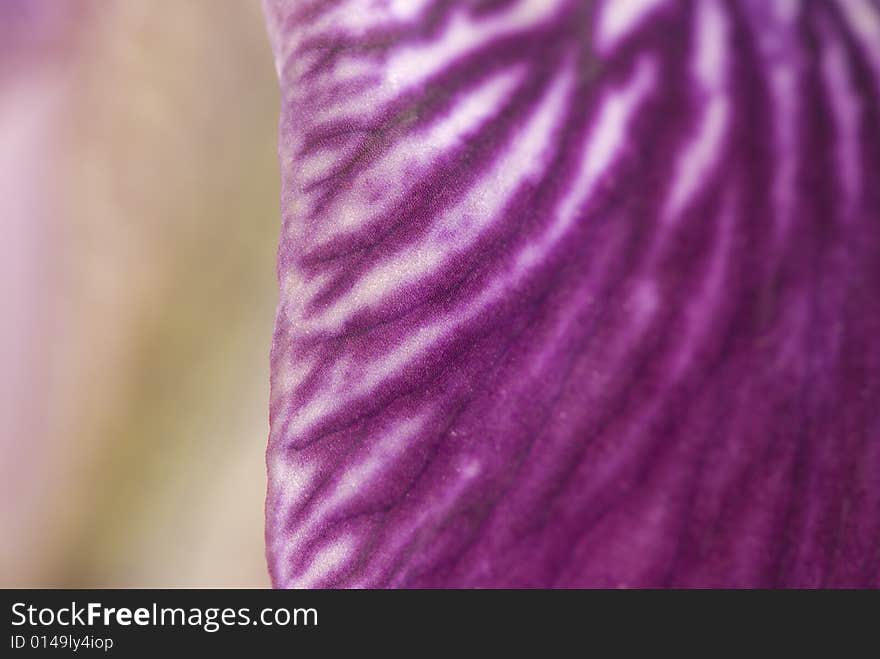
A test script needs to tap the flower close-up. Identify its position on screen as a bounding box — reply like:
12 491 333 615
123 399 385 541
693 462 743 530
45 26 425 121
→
264 0 880 588
1 0 878 609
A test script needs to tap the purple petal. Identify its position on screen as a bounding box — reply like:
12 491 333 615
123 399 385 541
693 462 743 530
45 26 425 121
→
264 0 880 588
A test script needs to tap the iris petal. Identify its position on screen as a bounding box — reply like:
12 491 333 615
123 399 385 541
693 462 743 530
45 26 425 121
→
265 0 880 588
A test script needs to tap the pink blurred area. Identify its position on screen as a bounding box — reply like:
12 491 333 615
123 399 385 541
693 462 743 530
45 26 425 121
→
1 2 279 586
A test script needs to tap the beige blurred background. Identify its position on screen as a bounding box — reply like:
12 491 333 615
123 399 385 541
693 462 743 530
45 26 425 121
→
1 2 280 586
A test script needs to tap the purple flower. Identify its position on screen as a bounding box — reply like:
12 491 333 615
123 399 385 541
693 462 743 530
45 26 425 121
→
264 0 880 587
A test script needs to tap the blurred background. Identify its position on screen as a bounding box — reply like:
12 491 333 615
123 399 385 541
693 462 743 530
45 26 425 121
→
1 2 279 586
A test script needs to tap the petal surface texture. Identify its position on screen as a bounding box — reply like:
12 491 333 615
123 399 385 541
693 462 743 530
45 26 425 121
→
265 0 880 588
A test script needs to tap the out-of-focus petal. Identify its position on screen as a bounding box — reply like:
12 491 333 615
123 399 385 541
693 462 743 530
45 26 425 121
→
0 1 85 582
